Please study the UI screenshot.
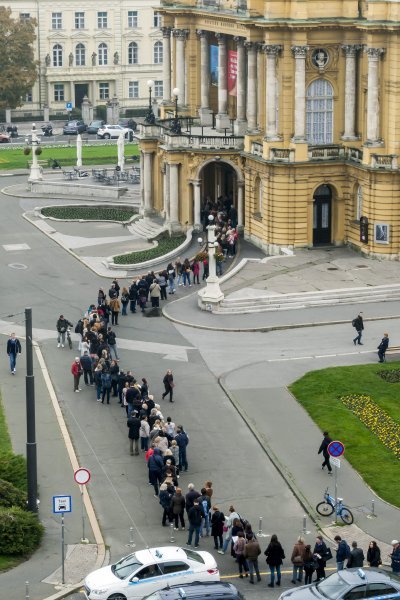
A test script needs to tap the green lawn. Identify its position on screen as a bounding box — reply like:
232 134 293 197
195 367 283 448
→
289 361 400 508
0 143 139 170
0 392 17 572
41 206 136 221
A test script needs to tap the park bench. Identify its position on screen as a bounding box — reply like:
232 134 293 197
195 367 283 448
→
62 169 78 180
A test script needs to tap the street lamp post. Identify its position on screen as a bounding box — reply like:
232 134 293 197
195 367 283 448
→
170 87 182 134
198 215 224 309
144 79 155 124
28 123 43 182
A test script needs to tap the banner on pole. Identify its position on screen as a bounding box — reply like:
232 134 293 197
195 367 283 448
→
228 50 237 96
210 45 219 86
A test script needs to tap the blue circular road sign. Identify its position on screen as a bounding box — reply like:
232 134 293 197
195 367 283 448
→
328 440 345 457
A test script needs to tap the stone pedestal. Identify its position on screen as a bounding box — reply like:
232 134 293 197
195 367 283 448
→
5 108 11 124
81 96 93 125
199 108 213 126
106 96 120 125
43 106 50 122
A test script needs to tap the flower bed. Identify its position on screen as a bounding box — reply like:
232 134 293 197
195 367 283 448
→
41 206 135 222
113 234 186 265
339 393 400 459
378 369 400 384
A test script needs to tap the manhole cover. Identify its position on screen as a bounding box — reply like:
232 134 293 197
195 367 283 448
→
8 263 28 270
327 267 339 271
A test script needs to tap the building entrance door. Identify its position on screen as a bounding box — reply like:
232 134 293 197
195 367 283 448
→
313 185 332 245
74 84 89 108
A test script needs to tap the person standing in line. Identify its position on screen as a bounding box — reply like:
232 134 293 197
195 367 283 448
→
170 487 186 531
100 369 112 404
291 536 306 584
57 315 73 348
147 447 164 497
303 545 316 585
211 505 225 550
243 533 262 584
234 532 249 579
187 499 204 548
109 295 120 326
162 369 174 402
120 286 129 316
265 533 285 588
140 415 150 452
127 410 141 456
128 280 138 313
150 279 161 308
313 535 329 582
106 326 119 360
175 257 183 286
6 333 21 375
390 540 400 574
318 431 332 475
352 312 364 345
166 263 176 295
71 357 83 392
159 483 173 526
80 351 94 385
347 541 365 568
219 505 240 555
175 426 189 471
192 259 200 284
367 540 381 567
334 535 350 571
158 271 168 301
377 333 389 363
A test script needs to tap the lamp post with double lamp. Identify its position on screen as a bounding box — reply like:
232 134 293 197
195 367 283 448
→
170 87 182 134
144 79 156 125
27 123 43 182
198 214 224 309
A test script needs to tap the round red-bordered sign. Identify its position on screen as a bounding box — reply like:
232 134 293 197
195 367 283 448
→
74 467 91 485
328 441 345 458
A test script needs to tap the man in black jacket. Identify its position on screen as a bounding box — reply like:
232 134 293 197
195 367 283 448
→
56 315 73 348
127 410 141 455
7 333 22 374
352 312 364 345
106 326 118 360
347 541 364 568
378 333 389 363
318 431 332 474
128 281 138 313
80 352 94 385
187 499 204 548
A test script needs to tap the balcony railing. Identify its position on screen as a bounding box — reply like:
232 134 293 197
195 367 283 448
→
196 0 249 14
371 154 398 170
308 145 345 160
269 148 295 162
137 121 244 150
251 141 263 157
346 147 363 163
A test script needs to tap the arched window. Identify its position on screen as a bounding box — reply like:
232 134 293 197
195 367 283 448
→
306 79 333 145
98 42 108 66
75 43 86 66
52 44 63 67
356 185 363 221
153 41 163 64
128 41 138 65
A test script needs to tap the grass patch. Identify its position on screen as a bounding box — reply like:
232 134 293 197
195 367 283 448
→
41 206 136 222
0 143 138 170
0 394 11 454
113 234 186 265
289 361 400 508
0 554 25 572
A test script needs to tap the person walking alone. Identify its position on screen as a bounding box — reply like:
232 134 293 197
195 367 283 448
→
352 312 364 345
377 333 389 363
318 431 332 475
57 315 73 348
162 369 174 402
6 333 21 375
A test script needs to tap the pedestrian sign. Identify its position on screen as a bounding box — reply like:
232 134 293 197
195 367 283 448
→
53 495 72 514
328 440 345 457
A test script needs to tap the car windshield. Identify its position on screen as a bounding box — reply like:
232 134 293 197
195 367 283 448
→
111 554 143 580
316 573 349 599
184 549 204 564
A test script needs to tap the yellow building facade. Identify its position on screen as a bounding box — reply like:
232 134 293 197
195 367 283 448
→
136 0 400 258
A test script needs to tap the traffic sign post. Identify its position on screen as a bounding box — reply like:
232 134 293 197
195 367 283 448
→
74 468 91 544
328 441 345 524
53 496 72 584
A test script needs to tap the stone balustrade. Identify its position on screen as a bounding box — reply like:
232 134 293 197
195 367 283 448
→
371 154 398 169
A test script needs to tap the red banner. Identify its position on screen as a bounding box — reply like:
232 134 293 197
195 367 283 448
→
228 50 237 96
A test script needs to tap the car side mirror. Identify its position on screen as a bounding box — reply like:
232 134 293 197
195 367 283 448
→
131 577 139 583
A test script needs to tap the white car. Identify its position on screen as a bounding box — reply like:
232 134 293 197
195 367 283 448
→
84 546 219 600
97 124 134 141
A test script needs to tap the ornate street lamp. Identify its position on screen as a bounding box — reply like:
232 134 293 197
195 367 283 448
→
144 79 156 124
170 87 181 134
26 123 43 182
197 214 224 309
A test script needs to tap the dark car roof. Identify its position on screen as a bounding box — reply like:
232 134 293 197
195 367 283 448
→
143 582 244 600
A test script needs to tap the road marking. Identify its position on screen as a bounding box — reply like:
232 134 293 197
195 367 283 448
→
2 243 30 251
220 566 337 580
266 350 377 363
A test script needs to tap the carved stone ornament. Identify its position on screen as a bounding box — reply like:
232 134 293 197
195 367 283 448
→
172 29 189 40
161 27 172 38
311 48 329 70
263 44 283 57
365 47 385 60
291 45 309 58
341 44 362 58
306 45 339 71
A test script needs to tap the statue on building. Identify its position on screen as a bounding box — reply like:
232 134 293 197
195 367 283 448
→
113 51 119 65
92 52 97 66
45 54 50 66
69 52 74 67
312 48 329 70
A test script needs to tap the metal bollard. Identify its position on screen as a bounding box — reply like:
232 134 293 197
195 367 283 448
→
371 499 375 516
169 523 175 543
257 517 268 537
126 526 136 548
25 581 30 600
302 515 310 535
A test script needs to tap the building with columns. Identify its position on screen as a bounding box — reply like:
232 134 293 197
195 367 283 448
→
8 0 163 114
136 0 400 259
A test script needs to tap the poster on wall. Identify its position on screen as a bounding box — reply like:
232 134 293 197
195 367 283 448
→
228 50 237 96
374 223 390 244
210 45 219 86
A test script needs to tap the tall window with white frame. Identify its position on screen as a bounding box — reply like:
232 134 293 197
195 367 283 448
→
97 11 107 29
75 43 86 66
154 80 163 98
98 43 108 66
128 42 138 65
306 79 334 145
53 44 63 67
356 185 363 221
153 12 161 28
54 84 64 101
75 12 85 29
99 83 109 100
25 90 33 102
153 41 163 64
128 81 139 99
128 11 138 28
52 12 62 29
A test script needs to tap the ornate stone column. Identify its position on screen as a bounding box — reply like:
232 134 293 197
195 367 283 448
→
143 151 153 216
163 163 170 220
245 41 258 132
161 27 172 103
264 45 282 140
341 45 361 140
169 163 181 231
237 181 244 230
193 180 202 231
234 37 247 134
140 151 145 214
291 45 309 142
173 29 188 104
365 47 385 145
215 33 230 130
197 30 212 125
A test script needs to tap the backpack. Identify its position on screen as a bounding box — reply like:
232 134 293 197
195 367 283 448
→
238 514 249 530
345 543 351 560
75 320 83 334
101 373 111 389
202 499 209 516
352 319 357 328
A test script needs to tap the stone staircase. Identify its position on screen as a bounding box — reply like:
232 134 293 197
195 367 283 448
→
128 216 166 240
216 284 400 314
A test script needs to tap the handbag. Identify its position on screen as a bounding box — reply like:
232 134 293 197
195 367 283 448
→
324 547 333 561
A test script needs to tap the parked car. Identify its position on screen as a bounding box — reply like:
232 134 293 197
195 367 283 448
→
84 546 219 600
97 124 134 141
0 132 11 143
143 582 245 600
119 118 137 131
87 120 105 134
278 568 400 600
63 120 87 135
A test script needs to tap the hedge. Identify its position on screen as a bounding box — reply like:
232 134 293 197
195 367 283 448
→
41 205 135 222
0 507 44 555
0 479 27 509
0 453 27 492
113 234 186 265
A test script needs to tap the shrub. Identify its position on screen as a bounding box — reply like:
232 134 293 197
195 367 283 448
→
0 453 27 491
113 235 186 265
23 147 31 156
41 205 135 222
35 147 42 156
0 479 27 509
0 507 44 555
378 369 400 383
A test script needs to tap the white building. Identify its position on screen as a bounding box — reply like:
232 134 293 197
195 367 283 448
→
8 0 163 114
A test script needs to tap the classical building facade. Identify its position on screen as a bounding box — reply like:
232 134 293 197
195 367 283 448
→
8 0 163 113
136 0 400 258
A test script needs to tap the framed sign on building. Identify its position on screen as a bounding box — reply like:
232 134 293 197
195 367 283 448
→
374 223 390 244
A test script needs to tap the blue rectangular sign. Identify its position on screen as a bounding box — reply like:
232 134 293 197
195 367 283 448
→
53 495 72 514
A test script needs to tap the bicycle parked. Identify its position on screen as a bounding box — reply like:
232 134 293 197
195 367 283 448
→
316 488 354 524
